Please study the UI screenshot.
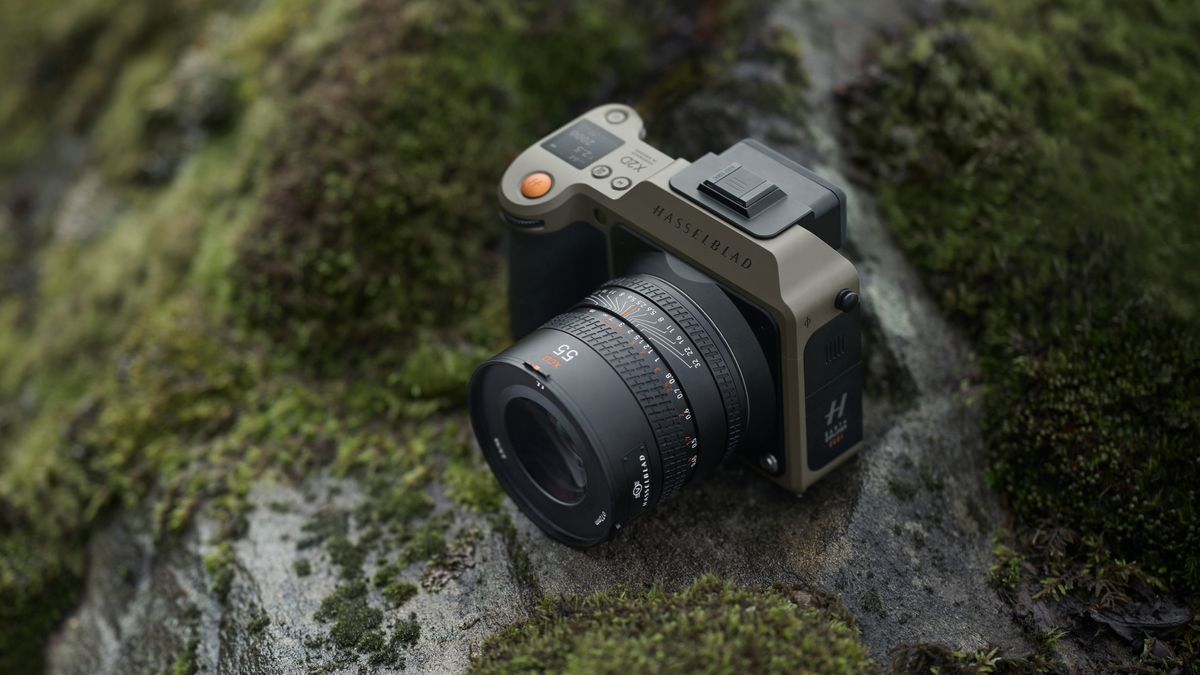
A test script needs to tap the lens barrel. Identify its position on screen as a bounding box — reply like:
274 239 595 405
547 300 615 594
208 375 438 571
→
470 263 772 546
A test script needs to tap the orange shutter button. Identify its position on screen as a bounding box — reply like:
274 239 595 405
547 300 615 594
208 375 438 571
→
520 172 553 199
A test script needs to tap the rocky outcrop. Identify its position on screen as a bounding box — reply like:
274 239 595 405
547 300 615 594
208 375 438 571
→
40 1 1050 672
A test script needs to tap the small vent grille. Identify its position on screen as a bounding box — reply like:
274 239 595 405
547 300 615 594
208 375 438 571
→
825 335 846 365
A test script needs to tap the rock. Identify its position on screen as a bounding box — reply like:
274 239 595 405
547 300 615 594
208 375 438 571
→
49 478 528 674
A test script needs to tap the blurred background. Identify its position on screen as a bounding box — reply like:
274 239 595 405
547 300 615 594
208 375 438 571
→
1 0 1196 673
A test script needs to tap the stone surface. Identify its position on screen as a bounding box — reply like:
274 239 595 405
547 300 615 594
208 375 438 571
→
45 0 1037 671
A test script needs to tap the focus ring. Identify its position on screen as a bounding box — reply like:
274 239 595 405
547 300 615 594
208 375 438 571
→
543 311 697 500
609 276 744 459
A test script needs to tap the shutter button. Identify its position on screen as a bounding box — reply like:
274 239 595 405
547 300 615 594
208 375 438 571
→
520 172 553 199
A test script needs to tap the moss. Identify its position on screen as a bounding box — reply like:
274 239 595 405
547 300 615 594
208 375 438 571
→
446 462 504 514
170 637 200 675
490 512 540 598
989 534 1025 593
247 611 271 634
0 0 803 669
204 542 234 601
0 0 226 178
372 562 399 586
840 0 1200 597
891 643 1049 674
399 518 449 566
0 2 299 649
887 478 917 503
382 580 418 608
393 613 421 648
293 557 312 577
231 0 637 362
316 580 383 650
0 531 81 674
326 535 366 580
396 341 484 402
471 575 874 674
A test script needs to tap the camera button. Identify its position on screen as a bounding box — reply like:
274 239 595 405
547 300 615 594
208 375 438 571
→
591 165 612 179
520 172 554 199
835 288 860 312
610 176 632 191
604 109 628 124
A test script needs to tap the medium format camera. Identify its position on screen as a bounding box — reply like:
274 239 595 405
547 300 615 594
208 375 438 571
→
469 105 863 546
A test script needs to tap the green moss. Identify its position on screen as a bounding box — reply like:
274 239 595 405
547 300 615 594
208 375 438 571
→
204 542 234 601
393 612 421 648
841 0 1200 597
989 534 1025 593
247 611 271 634
399 518 449 566
891 643 1048 674
327 535 366 580
471 575 873 674
293 557 312 577
887 477 917 503
490 513 539 598
0 0 801 670
170 637 200 675
0 532 81 674
396 341 483 402
0 0 223 178
372 562 400 586
382 580 418 608
316 580 383 650
446 462 504 514
228 0 673 364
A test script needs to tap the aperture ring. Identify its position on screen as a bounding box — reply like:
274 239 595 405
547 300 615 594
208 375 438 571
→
608 276 744 460
543 310 698 500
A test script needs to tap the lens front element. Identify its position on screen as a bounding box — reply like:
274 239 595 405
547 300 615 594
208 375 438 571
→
505 397 587 505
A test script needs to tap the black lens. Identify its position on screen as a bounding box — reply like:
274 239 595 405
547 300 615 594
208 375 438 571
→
470 260 774 547
505 397 587 504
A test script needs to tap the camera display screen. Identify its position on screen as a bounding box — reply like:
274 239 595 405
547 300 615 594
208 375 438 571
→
541 119 624 169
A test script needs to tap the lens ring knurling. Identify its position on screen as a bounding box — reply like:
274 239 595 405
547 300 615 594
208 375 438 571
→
543 311 699 501
607 276 744 461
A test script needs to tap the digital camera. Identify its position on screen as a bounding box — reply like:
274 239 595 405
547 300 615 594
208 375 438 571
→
468 104 863 546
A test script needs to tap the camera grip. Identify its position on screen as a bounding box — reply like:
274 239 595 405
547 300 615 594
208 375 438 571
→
506 222 608 339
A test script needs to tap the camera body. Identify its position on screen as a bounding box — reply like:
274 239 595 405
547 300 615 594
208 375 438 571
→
496 104 863 496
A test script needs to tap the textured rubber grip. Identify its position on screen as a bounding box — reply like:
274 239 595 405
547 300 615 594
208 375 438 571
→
609 276 744 459
544 311 698 500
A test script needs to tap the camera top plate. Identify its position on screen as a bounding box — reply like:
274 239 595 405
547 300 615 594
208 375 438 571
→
500 105 675 216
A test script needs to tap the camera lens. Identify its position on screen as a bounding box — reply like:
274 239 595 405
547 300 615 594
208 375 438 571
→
469 261 773 546
505 397 587 504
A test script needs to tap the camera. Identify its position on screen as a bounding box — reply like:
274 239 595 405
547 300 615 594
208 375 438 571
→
469 105 863 546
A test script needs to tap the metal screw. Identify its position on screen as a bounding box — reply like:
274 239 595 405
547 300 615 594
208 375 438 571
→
759 454 780 474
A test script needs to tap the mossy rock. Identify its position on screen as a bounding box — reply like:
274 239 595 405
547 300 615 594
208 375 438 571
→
470 575 874 674
840 0 1200 596
228 0 659 364
1 0 801 669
